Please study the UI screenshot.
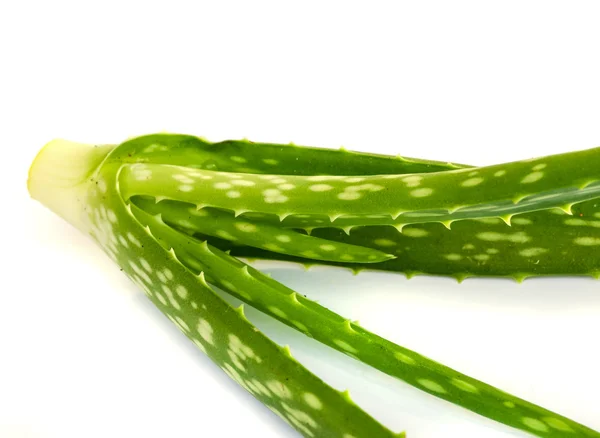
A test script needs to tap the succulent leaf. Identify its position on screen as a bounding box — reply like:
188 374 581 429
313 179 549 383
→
131 202 600 438
134 197 395 263
29 139 400 438
28 134 600 438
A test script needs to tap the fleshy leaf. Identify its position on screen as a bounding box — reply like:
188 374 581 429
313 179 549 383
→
29 134 600 438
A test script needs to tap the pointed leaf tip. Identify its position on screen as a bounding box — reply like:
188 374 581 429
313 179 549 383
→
281 345 294 358
340 389 354 404
278 212 292 221
512 194 528 204
579 179 595 189
235 304 246 318
500 214 513 226
197 271 209 287
441 220 453 230
343 320 356 333
560 204 574 215
393 224 405 233
199 240 210 252
454 273 471 283
404 270 421 279
341 226 354 235
241 265 251 276
513 273 529 283
329 213 343 223
391 211 404 220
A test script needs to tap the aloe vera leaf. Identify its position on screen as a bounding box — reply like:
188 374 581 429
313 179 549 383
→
119 145 600 233
28 135 600 436
140 196 597 279
121 149 600 279
28 139 403 438
222 199 600 280
133 137 599 279
130 202 600 438
205 138 468 175
134 134 600 279
132 197 394 263
109 133 469 176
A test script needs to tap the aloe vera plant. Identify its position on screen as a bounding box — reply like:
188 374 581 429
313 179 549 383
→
28 134 600 437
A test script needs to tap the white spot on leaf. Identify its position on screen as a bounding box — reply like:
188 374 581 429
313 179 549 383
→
444 254 462 261
303 393 323 410
574 237 600 246
450 378 479 393
522 417 549 432
521 171 544 184
175 285 188 299
235 222 258 233
394 352 416 365
403 228 429 237
333 339 358 354
417 379 447 393
214 182 232 190
231 179 255 186
519 247 548 257
462 177 484 187
309 184 334 192
196 319 214 345
337 192 361 200
411 188 433 197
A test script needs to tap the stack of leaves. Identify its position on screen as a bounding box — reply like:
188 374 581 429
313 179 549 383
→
28 133 600 437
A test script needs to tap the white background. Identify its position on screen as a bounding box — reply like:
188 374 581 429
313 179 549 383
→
1 1 600 437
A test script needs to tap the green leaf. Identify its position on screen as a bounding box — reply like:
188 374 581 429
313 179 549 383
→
29 134 600 438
